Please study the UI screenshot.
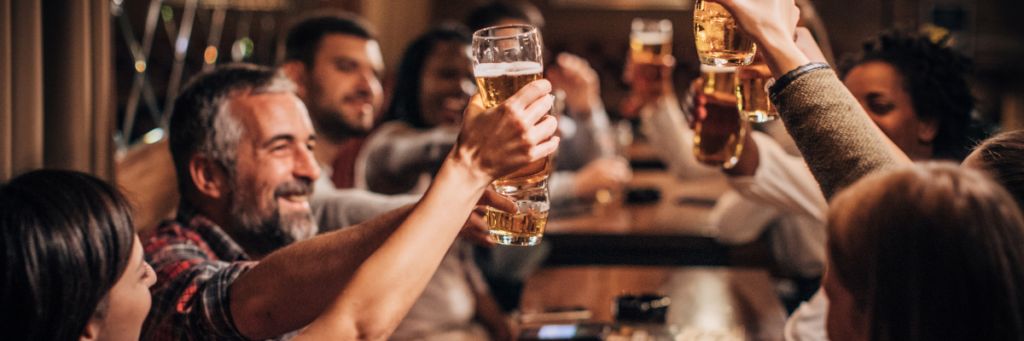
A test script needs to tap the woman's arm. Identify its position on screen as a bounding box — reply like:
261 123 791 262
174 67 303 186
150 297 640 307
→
708 0 910 198
292 80 558 341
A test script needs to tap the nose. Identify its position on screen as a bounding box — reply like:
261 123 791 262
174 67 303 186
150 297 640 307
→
359 68 382 96
294 143 321 182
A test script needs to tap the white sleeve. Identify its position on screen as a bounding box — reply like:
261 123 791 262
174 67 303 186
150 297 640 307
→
310 174 420 233
638 96 721 180
557 105 615 171
727 131 828 224
710 189 782 245
784 289 829 341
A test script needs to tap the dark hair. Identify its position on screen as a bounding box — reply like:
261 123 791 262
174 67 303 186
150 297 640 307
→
839 31 975 161
466 0 544 32
382 25 472 128
0 170 136 341
283 12 376 68
168 63 295 209
974 130 1024 207
828 162 1024 340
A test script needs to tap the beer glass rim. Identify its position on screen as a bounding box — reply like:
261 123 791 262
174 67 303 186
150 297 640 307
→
472 24 538 40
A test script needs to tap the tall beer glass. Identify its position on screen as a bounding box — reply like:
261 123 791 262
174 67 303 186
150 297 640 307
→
630 18 673 64
472 25 549 246
693 0 756 66
735 62 777 122
695 65 747 168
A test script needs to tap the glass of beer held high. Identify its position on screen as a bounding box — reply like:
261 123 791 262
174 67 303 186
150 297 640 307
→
693 0 756 66
472 25 549 246
735 53 777 122
630 18 673 64
695 65 747 169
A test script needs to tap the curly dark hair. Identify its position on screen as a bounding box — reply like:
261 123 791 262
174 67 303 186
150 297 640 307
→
838 31 975 161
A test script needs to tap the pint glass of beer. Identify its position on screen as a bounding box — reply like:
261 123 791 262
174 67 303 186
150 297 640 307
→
630 18 673 64
735 62 777 122
695 65 747 168
472 25 549 246
693 0 756 66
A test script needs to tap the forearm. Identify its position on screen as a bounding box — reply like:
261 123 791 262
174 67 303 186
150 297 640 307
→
296 154 491 340
229 203 415 339
771 68 904 199
364 126 456 194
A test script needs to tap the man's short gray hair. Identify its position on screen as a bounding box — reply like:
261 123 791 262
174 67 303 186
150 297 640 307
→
168 63 297 214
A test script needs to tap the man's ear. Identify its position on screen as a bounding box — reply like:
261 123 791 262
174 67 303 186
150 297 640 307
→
281 61 308 100
79 317 100 341
189 154 229 199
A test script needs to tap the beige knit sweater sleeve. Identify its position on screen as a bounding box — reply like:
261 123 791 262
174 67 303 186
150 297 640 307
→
772 68 901 200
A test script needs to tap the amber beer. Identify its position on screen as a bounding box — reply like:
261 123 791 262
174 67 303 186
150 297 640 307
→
695 65 747 168
700 64 736 96
630 19 673 64
735 64 777 122
473 60 550 246
693 0 756 66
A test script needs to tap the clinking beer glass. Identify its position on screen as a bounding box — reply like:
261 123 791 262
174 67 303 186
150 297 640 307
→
695 65 747 169
630 18 673 64
735 53 777 122
693 0 756 66
472 25 550 246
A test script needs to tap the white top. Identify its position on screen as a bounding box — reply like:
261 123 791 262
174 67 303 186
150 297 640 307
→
785 289 829 341
310 171 493 341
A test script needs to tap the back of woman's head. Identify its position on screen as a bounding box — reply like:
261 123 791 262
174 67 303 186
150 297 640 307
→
839 31 975 161
973 130 1024 208
383 24 472 128
1 170 136 341
828 162 1024 340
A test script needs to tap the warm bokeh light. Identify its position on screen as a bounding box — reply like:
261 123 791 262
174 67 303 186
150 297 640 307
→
134 61 146 73
160 5 173 22
204 46 218 64
143 128 164 144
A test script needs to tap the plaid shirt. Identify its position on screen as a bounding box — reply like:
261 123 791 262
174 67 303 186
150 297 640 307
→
141 215 295 341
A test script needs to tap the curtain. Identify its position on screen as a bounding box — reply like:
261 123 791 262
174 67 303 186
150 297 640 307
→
0 0 114 182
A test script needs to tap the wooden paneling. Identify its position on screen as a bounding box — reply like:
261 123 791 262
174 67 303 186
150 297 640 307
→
116 139 179 234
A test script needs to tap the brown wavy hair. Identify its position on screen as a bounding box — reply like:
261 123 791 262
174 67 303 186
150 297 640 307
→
828 162 1024 340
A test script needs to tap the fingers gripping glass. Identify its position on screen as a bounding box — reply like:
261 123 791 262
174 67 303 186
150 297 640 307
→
472 25 550 246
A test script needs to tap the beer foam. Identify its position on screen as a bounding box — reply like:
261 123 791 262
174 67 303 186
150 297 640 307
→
630 31 671 45
700 64 737 73
474 61 544 77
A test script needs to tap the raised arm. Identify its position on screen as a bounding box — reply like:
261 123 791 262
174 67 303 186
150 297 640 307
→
708 0 910 198
292 80 558 341
358 123 459 194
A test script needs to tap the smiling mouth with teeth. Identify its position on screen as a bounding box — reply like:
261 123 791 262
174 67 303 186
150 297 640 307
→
281 195 308 202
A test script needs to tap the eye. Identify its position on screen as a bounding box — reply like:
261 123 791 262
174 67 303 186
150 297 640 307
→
868 101 895 115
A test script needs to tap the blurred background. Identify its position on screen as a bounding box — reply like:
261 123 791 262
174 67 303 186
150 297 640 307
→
2 0 1023 218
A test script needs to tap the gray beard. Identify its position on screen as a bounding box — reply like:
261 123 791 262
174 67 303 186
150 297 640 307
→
227 185 317 257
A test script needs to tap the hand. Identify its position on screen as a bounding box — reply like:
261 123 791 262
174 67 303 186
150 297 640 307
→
573 157 633 198
706 0 800 50
459 189 518 247
454 80 560 182
687 78 740 130
547 53 601 116
706 0 808 77
621 54 676 119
